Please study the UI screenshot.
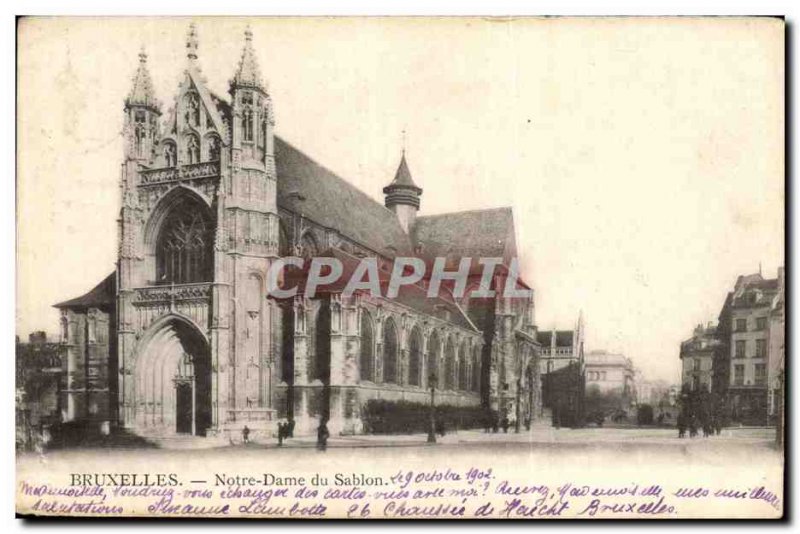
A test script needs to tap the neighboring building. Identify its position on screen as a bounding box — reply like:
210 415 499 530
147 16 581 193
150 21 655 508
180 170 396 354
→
585 350 636 414
716 268 784 425
537 312 585 427
15 332 63 448
53 25 541 441
679 323 719 393
767 268 785 422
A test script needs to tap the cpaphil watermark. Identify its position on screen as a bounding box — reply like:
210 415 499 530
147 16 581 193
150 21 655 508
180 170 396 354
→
266 256 531 300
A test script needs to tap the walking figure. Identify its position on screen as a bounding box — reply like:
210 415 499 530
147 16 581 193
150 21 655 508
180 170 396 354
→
277 420 286 447
688 414 698 438
242 425 250 444
317 419 330 452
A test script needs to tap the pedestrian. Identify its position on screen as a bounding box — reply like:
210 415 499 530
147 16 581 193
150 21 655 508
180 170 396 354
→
288 418 296 438
277 420 285 447
492 412 499 433
501 415 509 434
689 414 698 438
677 411 686 438
317 419 330 452
242 425 250 444
436 419 446 437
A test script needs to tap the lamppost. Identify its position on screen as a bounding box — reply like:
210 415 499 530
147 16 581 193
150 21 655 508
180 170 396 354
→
428 372 437 443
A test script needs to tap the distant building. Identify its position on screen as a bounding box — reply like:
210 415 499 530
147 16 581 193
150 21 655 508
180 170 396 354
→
536 313 585 426
585 350 636 414
716 268 785 426
679 323 719 393
16 332 63 448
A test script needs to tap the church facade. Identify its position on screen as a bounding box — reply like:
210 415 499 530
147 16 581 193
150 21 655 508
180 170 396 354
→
55 25 541 441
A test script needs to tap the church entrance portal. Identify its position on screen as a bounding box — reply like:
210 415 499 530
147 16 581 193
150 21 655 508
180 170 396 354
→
133 316 211 437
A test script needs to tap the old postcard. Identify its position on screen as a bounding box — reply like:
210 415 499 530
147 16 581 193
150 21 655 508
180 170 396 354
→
15 16 784 519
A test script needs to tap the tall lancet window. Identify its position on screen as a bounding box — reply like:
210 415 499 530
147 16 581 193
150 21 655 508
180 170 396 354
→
155 196 213 285
242 91 254 142
260 119 268 149
134 110 146 158
186 135 200 164
243 109 254 142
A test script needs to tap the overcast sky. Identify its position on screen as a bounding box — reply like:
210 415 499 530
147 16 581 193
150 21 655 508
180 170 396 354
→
17 17 783 383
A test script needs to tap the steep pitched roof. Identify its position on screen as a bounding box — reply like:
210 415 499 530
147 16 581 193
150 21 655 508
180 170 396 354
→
54 273 116 310
412 207 517 266
274 137 413 256
387 153 420 189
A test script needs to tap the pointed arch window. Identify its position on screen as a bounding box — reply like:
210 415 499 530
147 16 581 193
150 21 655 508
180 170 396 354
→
458 344 468 390
444 339 456 390
360 312 374 382
186 135 200 164
156 196 213 285
472 345 481 392
243 109 254 142
134 110 147 158
408 328 422 386
260 119 268 149
383 319 398 384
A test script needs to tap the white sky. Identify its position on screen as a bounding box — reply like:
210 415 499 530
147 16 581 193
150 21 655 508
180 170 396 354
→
16 17 784 383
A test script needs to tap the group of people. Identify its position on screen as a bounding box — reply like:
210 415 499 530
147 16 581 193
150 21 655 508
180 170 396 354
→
483 412 522 434
241 418 331 450
677 410 722 438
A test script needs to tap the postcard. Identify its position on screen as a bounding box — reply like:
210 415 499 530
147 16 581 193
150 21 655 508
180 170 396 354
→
15 16 785 519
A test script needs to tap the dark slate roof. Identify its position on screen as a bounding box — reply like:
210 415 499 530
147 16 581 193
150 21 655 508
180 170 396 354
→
386 153 420 189
412 207 516 266
54 272 116 310
536 330 574 347
275 136 413 256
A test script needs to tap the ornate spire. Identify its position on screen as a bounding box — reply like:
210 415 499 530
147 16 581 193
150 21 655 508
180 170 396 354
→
231 25 264 90
125 46 159 112
186 22 199 61
384 151 422 211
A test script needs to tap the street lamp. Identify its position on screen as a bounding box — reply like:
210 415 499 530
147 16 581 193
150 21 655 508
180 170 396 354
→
428 372 437 443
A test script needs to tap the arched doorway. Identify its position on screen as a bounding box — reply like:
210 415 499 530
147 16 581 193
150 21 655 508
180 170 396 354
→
134 316 211 436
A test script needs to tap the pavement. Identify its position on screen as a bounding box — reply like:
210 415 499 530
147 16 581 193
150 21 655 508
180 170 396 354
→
128 424 780 451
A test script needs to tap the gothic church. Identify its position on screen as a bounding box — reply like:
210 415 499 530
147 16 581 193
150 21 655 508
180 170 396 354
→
55 25 542 440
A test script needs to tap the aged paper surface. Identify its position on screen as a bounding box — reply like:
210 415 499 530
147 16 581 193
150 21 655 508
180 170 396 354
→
16 16 784 519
